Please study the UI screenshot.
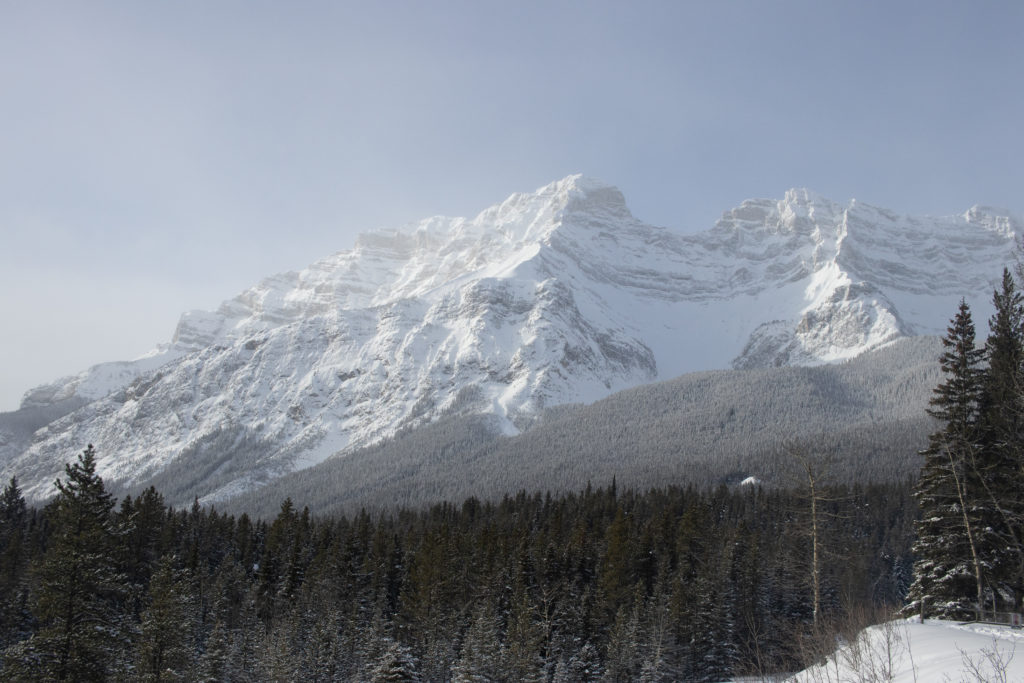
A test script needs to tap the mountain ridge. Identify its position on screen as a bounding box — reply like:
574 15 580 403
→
2 175 1018 505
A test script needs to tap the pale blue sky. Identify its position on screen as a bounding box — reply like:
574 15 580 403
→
2 1 1022 410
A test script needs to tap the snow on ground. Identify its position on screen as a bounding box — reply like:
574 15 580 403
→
787 618 1024 682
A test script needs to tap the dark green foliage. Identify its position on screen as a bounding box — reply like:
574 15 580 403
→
979 269 1024 610
907 301 986 619
0 476 31 649
1 448 916 680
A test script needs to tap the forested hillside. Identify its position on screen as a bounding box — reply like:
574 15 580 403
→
218 336 940 519
0 452 914 681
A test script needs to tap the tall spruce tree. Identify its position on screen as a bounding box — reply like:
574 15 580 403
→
0 477 30 649
906 301 987 619
0 476 27 583
980 267 1024 611
24 445 129 681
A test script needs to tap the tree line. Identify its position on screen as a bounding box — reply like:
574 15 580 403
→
0 447 914 681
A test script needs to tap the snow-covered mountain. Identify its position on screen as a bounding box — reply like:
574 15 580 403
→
1 175 1018 504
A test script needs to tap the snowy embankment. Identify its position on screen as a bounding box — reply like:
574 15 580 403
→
788 618 1024 682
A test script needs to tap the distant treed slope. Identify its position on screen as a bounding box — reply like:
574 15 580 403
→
219 336 941 518
0 397 87 466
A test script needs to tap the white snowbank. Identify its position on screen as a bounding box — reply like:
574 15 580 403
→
788 618 1024 682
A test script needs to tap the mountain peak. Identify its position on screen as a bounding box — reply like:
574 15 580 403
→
502 174 628 215
781 187 833 207
714 188 844 238
4 178 1020 506
548 173 613 193
559 175 632 221
963 205 1019 238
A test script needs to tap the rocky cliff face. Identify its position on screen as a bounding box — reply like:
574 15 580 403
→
2 176 1018 504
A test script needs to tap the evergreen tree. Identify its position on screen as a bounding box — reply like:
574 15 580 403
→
907 302 987 619
555 641 602 682
602 598 641 682
136 554 195 682
120 486 169 589
596 506 632 621
502 581 546 683
256 497 298 621
196 620 231 683
0 476 27 585
369 637 422 682
24 445 129 680
979 268 1024 610
636 563 679 682
256 622 298 681
0 476 31 649
688 573 738 683
228 586 265 679
297 609 343 683
451 603 502 683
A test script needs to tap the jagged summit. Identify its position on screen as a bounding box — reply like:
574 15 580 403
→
2 176 1019 505
172 175 635 351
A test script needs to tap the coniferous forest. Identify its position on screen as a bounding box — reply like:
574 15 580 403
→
2 267 1023 681
0 451 914 682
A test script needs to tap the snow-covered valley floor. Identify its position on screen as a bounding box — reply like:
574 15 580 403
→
787 618 1024 682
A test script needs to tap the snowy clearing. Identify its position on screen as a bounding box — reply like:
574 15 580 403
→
787 618 1024 682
